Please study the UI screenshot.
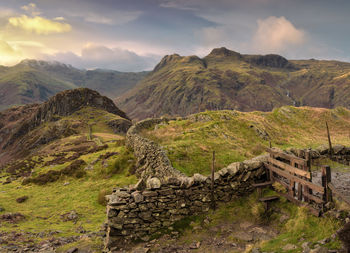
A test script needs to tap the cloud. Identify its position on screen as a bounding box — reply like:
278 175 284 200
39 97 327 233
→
43 44 161 71
8 15 72 35
21 3 41 16
0 40 23 65
252 16 305 53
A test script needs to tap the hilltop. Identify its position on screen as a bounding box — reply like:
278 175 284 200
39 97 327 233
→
0 59 148 111
118 47 350 120
141 106 350 175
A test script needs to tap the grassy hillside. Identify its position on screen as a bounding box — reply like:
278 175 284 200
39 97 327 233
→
119 47 350 120
0 60 148 110
0 105 138 250
141 106 350 176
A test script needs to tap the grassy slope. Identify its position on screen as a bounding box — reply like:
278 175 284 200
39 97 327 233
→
0 107 137 249
142 106 350 176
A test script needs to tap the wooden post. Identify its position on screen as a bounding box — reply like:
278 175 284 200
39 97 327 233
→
321 165 332 204
304 151 312 202
211 151 216 210
326 122 333 158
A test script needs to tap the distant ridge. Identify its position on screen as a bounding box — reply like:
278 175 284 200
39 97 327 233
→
0 59 149 111
119 47 350 120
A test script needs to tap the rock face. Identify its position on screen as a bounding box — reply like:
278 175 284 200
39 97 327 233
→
105 117 268 250
0 88 131 167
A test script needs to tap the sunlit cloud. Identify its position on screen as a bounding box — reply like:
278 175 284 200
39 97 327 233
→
21 3 41 16
252 16 305 53
0 40 22 65
8 15 72 35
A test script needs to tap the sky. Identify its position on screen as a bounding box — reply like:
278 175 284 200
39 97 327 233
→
0 0 349 71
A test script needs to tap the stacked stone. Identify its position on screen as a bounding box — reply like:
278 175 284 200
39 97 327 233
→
105 155 267 249
126 118 184 181
287 144 350 165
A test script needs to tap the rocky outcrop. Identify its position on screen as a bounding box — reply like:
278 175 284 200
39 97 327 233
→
245 54 296 69
2 88 129 149
0 88 131 167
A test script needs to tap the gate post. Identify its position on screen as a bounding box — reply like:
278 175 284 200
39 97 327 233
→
321 165 332 204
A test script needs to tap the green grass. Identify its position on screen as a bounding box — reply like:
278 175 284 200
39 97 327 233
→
142 107 350 176
154 190 342 252
0 145 137 239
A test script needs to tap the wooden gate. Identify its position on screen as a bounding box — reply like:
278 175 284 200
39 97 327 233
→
264 148 329 216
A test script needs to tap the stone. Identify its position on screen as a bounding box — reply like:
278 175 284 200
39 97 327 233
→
316 145 329 155
243 160 262 171
16 196 28 203
84 164 94 170
131 191 144 203
234 231 253 241
146 177 161 189
142 191 158 197
283 244 297 251
226 162 243 176
333 144 345 154
193 173 208 183
179 177 194 188
218 168 228 177
134 178 146 191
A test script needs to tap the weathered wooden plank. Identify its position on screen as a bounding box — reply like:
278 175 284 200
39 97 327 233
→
259 196 280 202
268 157 311 179
275 191 321 217
253 181 274 188
273 177 293 191
298 183 303 201
265 163 325 194
328 183 350 206
267 148 307 167
303 192 324 204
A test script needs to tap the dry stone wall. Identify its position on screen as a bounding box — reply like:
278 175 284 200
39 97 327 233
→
126 118 185 181
105 118 268 250
284 144 350 165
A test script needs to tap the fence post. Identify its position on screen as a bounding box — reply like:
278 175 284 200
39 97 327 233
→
211 151 216 210
321 165 332 204
326 122 333 158
304 151 312 202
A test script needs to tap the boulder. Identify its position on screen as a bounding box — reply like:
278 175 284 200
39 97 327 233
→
316 145 329 155
193 173 208 183
333 144 345 155
226 162 243 176
146 177 161 189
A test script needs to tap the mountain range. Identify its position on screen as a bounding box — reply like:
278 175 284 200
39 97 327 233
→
3 48 350 120
118 47 350 119
0 59 148 111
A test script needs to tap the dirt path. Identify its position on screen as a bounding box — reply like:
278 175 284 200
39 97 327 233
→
312 171 350 197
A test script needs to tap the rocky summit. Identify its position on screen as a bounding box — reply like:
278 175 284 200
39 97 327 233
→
0 88 131 168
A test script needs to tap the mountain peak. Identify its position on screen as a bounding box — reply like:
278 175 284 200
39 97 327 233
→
18 59 75 69
244 54 296 69
207 47 242 58
41 88 129 120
